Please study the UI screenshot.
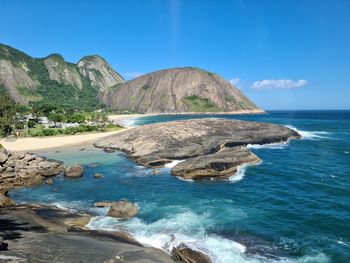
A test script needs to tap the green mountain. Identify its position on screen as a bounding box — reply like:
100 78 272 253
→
0 44 124 111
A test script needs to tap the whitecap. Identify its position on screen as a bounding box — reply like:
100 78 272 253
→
247 142 288 150
164 160 185 168
284 125 331 140
118 117 137 127
229 161 262 183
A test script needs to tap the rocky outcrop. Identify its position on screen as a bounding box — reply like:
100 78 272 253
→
77 55 124 92
172 244 212 263
0 149 63 192
0 192 15 208
100 67 263 114
0 204 174 262
98 200 139 219
64 164 84 178
94 118 300 180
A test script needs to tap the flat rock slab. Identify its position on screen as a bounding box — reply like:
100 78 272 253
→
0 205 173 263
94 118 300 180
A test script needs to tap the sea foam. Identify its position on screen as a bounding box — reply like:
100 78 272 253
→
284 125 331 140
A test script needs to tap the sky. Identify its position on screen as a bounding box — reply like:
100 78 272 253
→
1 0 350 110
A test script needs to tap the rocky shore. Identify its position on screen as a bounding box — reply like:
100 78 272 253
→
0 149 63 196
0 204 174 263
94 118 300 180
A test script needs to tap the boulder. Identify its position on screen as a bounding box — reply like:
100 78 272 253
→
0 193 15 208
64 165 84 178
107 200 139 219
0 152 8 164
45 178 54 185
38 161 63 177
94 173 104 179
171 244 212 263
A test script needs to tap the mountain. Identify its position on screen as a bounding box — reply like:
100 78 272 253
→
100 67 262 113
0 44 124 110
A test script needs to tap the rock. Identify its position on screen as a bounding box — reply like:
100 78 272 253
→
0 193 15 207
103 147 116 153
152 169 160 175
107 200 139 219
0 152 8 163
171 244 212 263
64 165 84 178
94 173 104 179
45 178 54 185
94 119 300 180
0 235 8 251
65 216 91 230
38 160 63 177
94 201 118 208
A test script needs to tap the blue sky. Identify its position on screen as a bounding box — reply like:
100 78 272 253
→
1 0 350 110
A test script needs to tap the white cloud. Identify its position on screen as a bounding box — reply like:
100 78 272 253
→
229 77 241 88
124 72 144 79
251 79 307 90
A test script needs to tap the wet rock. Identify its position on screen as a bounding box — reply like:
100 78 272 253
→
94 201 118 208
0 235 8 251
64 165 84 178
94 173 104 179
171 243 212 263
45 178 54 185
152 169 160 175
103 147 116 153
106 200 139 219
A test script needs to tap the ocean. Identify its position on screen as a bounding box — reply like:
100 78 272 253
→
9 111 350 263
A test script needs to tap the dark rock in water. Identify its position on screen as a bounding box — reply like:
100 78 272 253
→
103 147 116 153
0 235 8 251
106 200 139 219
94 173 104 179
79 148 86 151
171 243 212 263
94 118 300 180
64 164 84 178
44 178 54 185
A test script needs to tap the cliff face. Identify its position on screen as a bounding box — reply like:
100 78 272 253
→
0 44 124 106
100 67 262 113
77 55 124 92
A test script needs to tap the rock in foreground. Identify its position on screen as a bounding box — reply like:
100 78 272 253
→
172 243 212 263
94 119 300 180
64 164 84 178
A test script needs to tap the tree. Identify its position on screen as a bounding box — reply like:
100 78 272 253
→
48 112 65 123
68 113 86 123
0 94 17 136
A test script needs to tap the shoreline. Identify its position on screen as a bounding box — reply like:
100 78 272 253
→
0 110 264 152
0 128 131 152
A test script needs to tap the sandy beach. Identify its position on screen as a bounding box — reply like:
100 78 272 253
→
0 114 141 152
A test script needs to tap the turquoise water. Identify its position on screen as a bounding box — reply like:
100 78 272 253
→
10 111 350 263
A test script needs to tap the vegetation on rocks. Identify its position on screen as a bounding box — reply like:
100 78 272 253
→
182 95 221 112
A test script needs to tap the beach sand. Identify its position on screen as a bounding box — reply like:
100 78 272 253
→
0 115 141 152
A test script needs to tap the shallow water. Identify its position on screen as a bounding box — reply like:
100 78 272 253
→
10 111 350 263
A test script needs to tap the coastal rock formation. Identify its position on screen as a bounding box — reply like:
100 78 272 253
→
0 149 63 192
100 67 263 114
102 200 139 219
94 119 300 180
172 244 212 263
64 164 84 178
0 204 174 262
